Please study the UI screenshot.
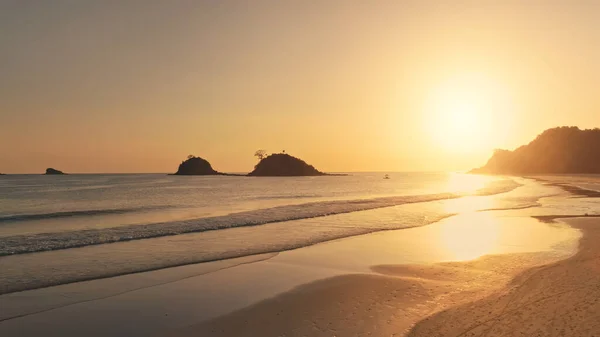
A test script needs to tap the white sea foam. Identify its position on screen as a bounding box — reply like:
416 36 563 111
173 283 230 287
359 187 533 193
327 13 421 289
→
0 178 522 256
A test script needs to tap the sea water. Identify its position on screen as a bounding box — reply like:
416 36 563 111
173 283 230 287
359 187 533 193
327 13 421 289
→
0 172 568 294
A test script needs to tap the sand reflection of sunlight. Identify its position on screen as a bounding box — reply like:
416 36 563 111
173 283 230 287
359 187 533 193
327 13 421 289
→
438 213 500 261
446 173 490 195
443 196 496 214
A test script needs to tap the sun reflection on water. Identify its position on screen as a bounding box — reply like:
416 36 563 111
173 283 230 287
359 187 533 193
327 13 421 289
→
437 174 510 261
443 196 497 214
445 173 491 194
437 213 500 261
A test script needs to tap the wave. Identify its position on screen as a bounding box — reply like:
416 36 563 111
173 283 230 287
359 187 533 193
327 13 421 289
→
2 191 546 295
1 210 454 295
473 179 522 196
0 206 174 223
0 193 457 256
255 194 322 200
0 179 530 294
0 178 521 256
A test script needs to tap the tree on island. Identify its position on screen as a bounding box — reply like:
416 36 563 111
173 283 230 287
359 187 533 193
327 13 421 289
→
254 149 267 161
248 152 326 176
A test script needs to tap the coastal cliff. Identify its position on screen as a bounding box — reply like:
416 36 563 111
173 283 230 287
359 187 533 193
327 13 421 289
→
471 126 600 174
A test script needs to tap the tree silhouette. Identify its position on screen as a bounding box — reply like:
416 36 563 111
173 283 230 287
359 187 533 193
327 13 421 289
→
249 153 324 176
254 149 267 161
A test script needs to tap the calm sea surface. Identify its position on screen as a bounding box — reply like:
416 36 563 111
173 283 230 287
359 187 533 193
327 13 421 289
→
2 172 588 294
0 172 506 237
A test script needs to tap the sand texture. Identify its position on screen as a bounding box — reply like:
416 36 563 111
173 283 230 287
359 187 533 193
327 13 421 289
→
408 217 600 337
170 217 598 337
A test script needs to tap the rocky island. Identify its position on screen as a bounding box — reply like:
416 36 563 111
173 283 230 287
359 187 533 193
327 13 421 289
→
45 168 65 175
471 126 600 174
173 156 226 175
173 153 342 176
248 153 329 176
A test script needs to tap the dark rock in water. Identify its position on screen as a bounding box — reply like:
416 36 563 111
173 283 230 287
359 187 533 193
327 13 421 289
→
471 126 600 174
174 156 221 175
248 153 326 176
45 168 65 175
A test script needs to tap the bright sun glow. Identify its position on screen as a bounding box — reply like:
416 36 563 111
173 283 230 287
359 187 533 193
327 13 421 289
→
445 173 490 194
425 73 511 154
438 213 500 261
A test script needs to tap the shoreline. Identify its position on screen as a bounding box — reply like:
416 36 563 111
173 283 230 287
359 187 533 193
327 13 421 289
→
170 253 567 337
0 253 280 323
170 218 584 337
0 175 522 257
166 215 597 337
0 212 579 336
408 216 600 336
0 192 460 257
0 176 531 295
0 177 593 336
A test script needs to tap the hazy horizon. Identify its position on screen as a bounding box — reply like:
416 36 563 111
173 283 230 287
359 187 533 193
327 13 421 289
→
1 169 466 175
2 1 600 174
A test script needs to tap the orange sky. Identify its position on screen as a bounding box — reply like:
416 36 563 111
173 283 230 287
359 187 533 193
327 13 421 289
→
1 1 599 173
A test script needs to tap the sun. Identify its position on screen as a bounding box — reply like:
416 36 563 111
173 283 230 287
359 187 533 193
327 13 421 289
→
424 74 502 154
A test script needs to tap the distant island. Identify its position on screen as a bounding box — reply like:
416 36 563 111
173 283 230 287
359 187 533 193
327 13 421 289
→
249 153 328 176
471 126 600 174
45 168 65 175
172 152 341 176
173 156 225 175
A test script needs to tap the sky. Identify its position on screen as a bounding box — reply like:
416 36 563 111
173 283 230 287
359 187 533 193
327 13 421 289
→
1 1 599 173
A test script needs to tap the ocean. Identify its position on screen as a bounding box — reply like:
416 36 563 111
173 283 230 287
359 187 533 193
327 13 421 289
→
0 172 554 294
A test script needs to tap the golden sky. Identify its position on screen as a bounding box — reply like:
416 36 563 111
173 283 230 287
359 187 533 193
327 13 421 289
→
1 1 599 173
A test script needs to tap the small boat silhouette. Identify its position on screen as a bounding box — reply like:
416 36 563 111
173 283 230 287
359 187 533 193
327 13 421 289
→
384 174 390 179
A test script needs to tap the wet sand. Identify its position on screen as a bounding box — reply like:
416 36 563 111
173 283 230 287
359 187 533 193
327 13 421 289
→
171 217 597 337
169 255 547 337
0 211 578 337
409 217 600 337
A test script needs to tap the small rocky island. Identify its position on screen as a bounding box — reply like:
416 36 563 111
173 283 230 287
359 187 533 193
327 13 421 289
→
173 153 342 176
173 156 224 175
248 153 327 176
471 126 600 174
45 168 65 175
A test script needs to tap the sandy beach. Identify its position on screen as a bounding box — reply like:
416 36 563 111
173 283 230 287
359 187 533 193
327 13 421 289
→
1 178 598 337
409 217 600 337
170 216 598 337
